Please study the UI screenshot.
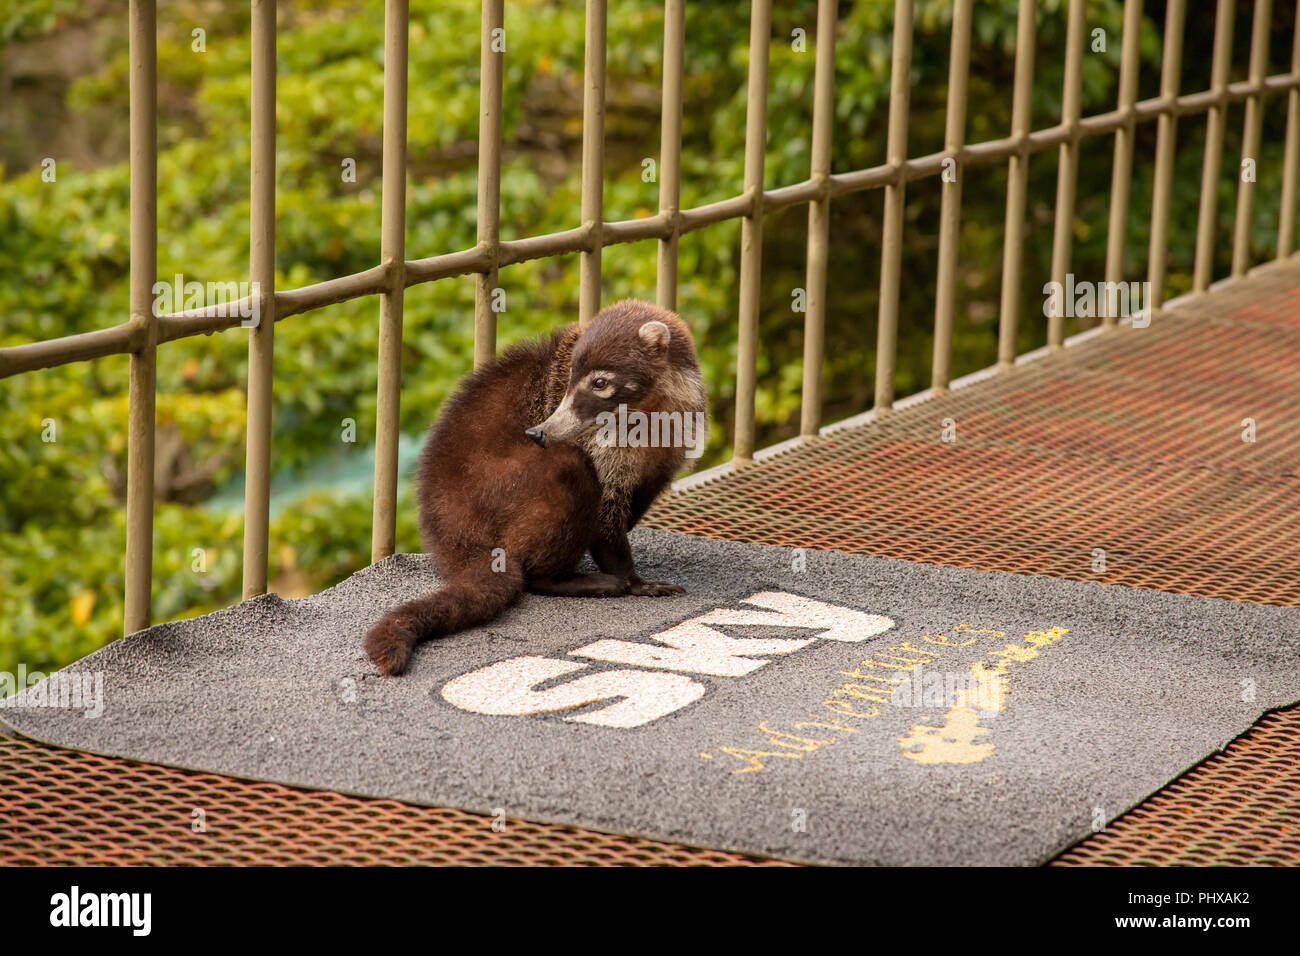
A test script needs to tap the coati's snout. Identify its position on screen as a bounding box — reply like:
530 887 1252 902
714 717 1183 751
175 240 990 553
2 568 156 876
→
527 316 677 449
526 390 589 448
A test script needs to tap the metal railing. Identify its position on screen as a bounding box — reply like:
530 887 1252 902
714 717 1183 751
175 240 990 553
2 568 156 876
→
3 0 1300 635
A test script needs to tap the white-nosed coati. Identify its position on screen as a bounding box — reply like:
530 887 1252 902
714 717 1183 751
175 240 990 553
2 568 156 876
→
363 299 708 675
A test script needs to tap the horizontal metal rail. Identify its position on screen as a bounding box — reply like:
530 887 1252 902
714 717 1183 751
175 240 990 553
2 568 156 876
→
4 0 1300 634
7 73 1300 381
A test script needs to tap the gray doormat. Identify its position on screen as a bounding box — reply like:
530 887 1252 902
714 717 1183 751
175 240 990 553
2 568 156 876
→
4 529 1298 866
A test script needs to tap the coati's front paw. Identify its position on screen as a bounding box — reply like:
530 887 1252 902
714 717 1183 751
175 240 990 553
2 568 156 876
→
364 619 415 676
628 580 685 597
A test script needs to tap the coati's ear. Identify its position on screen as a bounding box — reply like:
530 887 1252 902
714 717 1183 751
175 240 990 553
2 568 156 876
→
638 319 671 354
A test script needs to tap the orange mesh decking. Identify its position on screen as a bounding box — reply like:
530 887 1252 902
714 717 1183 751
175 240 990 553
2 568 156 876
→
0 735 787 866
3 263 1298 865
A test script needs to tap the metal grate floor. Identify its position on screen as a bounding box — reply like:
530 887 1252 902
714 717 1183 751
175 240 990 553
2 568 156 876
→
0 733 787 866
3 261 1298 865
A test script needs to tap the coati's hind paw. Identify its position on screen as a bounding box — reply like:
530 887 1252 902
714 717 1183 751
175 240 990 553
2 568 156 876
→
628 580 685 597
364 618 415 676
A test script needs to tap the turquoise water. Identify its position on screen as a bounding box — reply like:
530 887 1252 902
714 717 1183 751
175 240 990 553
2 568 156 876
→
205 432 423 517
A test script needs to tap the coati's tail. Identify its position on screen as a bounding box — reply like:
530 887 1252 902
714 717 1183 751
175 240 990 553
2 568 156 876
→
364 565 524 676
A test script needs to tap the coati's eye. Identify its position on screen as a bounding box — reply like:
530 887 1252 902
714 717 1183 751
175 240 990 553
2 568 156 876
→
587 370 617 398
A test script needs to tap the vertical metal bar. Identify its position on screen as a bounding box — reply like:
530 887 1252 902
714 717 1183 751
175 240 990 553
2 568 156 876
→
997 0 1037 371
1104 0 1143 325
371 0 409 563
579 0 607 324
242 0 276 599
1232 0 1273 277
1047 0 1086 350
475 0 504 365
1193 0 1235 293
799 0 837 436
1147 0 1186 312
732 0 771 462
931 0 972 392
873 0 913 412
656 0 685 311
1280 0 1300 258
124 0 157 634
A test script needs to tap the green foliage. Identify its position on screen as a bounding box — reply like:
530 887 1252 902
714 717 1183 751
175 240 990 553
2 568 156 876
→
0 0 87 44
2 0 1295 677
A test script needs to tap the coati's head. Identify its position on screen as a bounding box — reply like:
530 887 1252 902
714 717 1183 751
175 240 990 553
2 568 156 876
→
526 300 706 452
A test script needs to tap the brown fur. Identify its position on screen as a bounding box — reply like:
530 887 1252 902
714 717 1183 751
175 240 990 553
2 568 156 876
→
363 299 708 675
